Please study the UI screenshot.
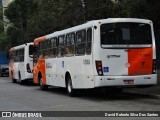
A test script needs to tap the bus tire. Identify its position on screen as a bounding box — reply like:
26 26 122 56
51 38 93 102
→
39 75 48 91
18 72 24 85
66 75 76 97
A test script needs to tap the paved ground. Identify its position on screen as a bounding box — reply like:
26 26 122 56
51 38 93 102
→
124 70 160 97
0 77 160 120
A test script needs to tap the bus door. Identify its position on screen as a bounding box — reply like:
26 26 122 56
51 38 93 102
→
28 44 34 73
45 59 53 85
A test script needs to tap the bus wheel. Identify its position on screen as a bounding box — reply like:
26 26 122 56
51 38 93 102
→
18 72 24 85
66 75 76 97
39 76 48 91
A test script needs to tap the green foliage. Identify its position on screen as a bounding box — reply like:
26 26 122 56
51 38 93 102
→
6 26 22 46
0 7 4 33
0 33 8 43
4 2 21 26
3 0 160 49
0 33 9 51
0 7 6 51
4 0 37 46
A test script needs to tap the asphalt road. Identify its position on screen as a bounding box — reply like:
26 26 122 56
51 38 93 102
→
0 77 160 120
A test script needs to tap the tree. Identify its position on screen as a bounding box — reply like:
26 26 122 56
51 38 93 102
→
4 0 37 45
0 6 8 51
3 0 160 53
0 6 4 33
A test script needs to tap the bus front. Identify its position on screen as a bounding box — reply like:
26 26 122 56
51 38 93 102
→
94 18 157 88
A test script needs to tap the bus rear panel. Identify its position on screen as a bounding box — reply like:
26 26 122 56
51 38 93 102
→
93 19 156 88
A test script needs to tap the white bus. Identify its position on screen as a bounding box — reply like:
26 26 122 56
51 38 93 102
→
33 18 157 96
9 43 34 84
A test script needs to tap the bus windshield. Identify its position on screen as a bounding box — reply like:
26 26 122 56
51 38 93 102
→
101 22 152 47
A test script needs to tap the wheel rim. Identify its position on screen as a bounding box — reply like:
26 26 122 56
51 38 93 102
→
19 74 21 83
67 79 72 93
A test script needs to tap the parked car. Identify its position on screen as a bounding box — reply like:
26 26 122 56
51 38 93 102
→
0 64 9 77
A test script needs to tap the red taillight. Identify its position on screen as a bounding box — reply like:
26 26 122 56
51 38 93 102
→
95 61 103 76
152 59 156 74
26 63 31 73
98 66 102 70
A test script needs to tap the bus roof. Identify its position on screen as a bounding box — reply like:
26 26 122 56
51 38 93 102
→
34 18 152 43
34 36 46 45
10 42 34 51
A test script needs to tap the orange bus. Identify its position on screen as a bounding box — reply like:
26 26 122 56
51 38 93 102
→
33 18 157 96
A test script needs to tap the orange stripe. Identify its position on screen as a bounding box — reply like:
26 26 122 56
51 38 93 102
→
10 48 15 52
33 59 46 85
128 48 152 76
34 36 46 45
33 36 46 84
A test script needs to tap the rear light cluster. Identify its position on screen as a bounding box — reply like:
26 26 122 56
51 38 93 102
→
26 63 32 73
95 61 103 76
152 59 156 74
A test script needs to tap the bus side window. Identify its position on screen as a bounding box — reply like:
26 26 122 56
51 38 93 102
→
16 50 18 62
14 51 16 62
38 42 43 59
15 50 18 62
22 48 24 61
43 40 50 59
12 51 14 62
86 28 92 55
19 49 21 62
16 50 19 62
76 30 86 55
18 49 21 62
29 45 34 58
20 49 22 62
58 35 65 58
50 37 57 58
66 33 75 57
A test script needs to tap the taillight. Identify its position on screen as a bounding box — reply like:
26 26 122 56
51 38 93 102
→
26 63 31 73
152 59 156 74
95 61 103 76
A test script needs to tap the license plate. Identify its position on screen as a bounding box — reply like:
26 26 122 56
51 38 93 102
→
123 80 134 85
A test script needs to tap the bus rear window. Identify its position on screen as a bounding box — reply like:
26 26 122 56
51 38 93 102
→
29 45 34 57
101 22 152 47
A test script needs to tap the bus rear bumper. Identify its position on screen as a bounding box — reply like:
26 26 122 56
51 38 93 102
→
94 74 157 88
